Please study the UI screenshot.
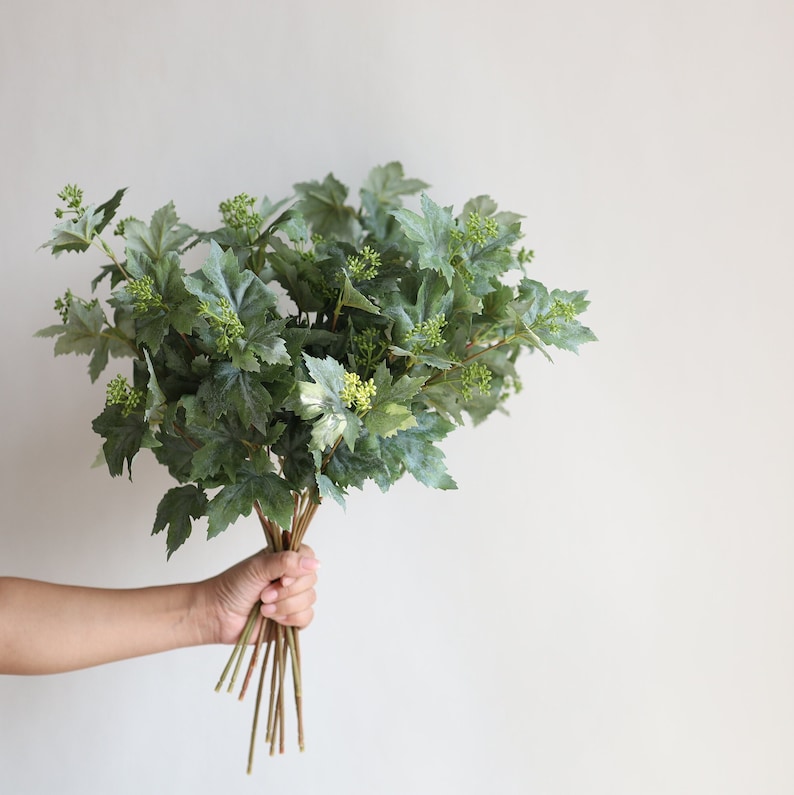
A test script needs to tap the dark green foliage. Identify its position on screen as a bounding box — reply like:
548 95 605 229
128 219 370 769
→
40 164 595 556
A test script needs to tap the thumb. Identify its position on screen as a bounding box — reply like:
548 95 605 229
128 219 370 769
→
252 549 320 584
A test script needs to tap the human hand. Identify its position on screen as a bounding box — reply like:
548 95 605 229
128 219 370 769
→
201 546 319 645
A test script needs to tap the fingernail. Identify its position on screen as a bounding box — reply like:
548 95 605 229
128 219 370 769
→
261 602 277 616
301 557 321 571
281 576 296 587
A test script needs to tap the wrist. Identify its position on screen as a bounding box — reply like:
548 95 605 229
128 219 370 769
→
181 580 220 648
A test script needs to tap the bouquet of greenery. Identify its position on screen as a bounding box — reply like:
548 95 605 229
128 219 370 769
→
38 162 595 771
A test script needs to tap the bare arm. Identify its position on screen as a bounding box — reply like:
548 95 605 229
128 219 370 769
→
0 548 319 675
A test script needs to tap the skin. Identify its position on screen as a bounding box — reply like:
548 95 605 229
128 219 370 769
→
0 546 319 675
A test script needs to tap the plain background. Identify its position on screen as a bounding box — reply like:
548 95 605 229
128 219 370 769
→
1 1 792 793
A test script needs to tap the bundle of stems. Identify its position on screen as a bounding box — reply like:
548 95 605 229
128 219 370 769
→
215 488 320 774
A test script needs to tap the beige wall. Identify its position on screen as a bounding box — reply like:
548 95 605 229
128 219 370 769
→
1 1 793 793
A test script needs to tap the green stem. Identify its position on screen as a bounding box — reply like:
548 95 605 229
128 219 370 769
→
424 335 517 388
247 624 271 776
321 436 344 472
266 629 280 750
286 627 304 751
240 616 268 702
227 605 260 693
99 329 140 358
92 235 129 280
330 292 343 333
214 604 259 693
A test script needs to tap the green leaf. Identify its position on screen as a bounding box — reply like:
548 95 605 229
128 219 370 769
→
188 422 249 483
258 195 291 224
185 241 289 370
206 464 294 537
94 188 127 234
324 431 391 491
39 300 106 356
153 430 196 483
115 250 200 353
124 202 194 261
380 269 454 350
363 401 416 438
43 205 105 256
463 226 521 295
514 279 550 325
514 281 597 354
244 317 291 368
43 189 126 256
143 349 167 422
286 354 361 452
271 208 309 244
340 273 380 315
196 361 273 434
152 485 207 558
361 162 429 207
91 404 159 478
392 194 455 283
294 173 359 243
36 300 135 382
362 361 424 438
379 410 457 489
315 465 347 507
268 238 328 313
271 418 316 491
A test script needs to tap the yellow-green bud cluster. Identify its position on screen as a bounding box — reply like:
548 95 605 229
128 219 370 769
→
465 212 499 245
451 212 499 248
460 361 492 400
219 193 262 231
106 374 143 417
200 297 245 354
409 313 447 352
340 371 377 413
550 297 577 323
539 297 578 335
127 275 165 313
55 184 85 218
347 245 381 280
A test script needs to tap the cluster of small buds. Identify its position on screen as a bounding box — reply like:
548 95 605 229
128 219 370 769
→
465 212 499 245
127 275 165 313
550 297 577 323
409 313 447 352
352 327 381 369
460 361 493 401
451 211 499 248
346 246 381 280
219 193 262 231
54 184 85 219
114 216 138 237
340 371 377 413
538 297 578 335
53 289 74 322
105 374 143 417
53 291 98 322
201 297 245 353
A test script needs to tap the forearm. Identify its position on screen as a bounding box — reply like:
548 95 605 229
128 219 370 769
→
0 577 210 675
